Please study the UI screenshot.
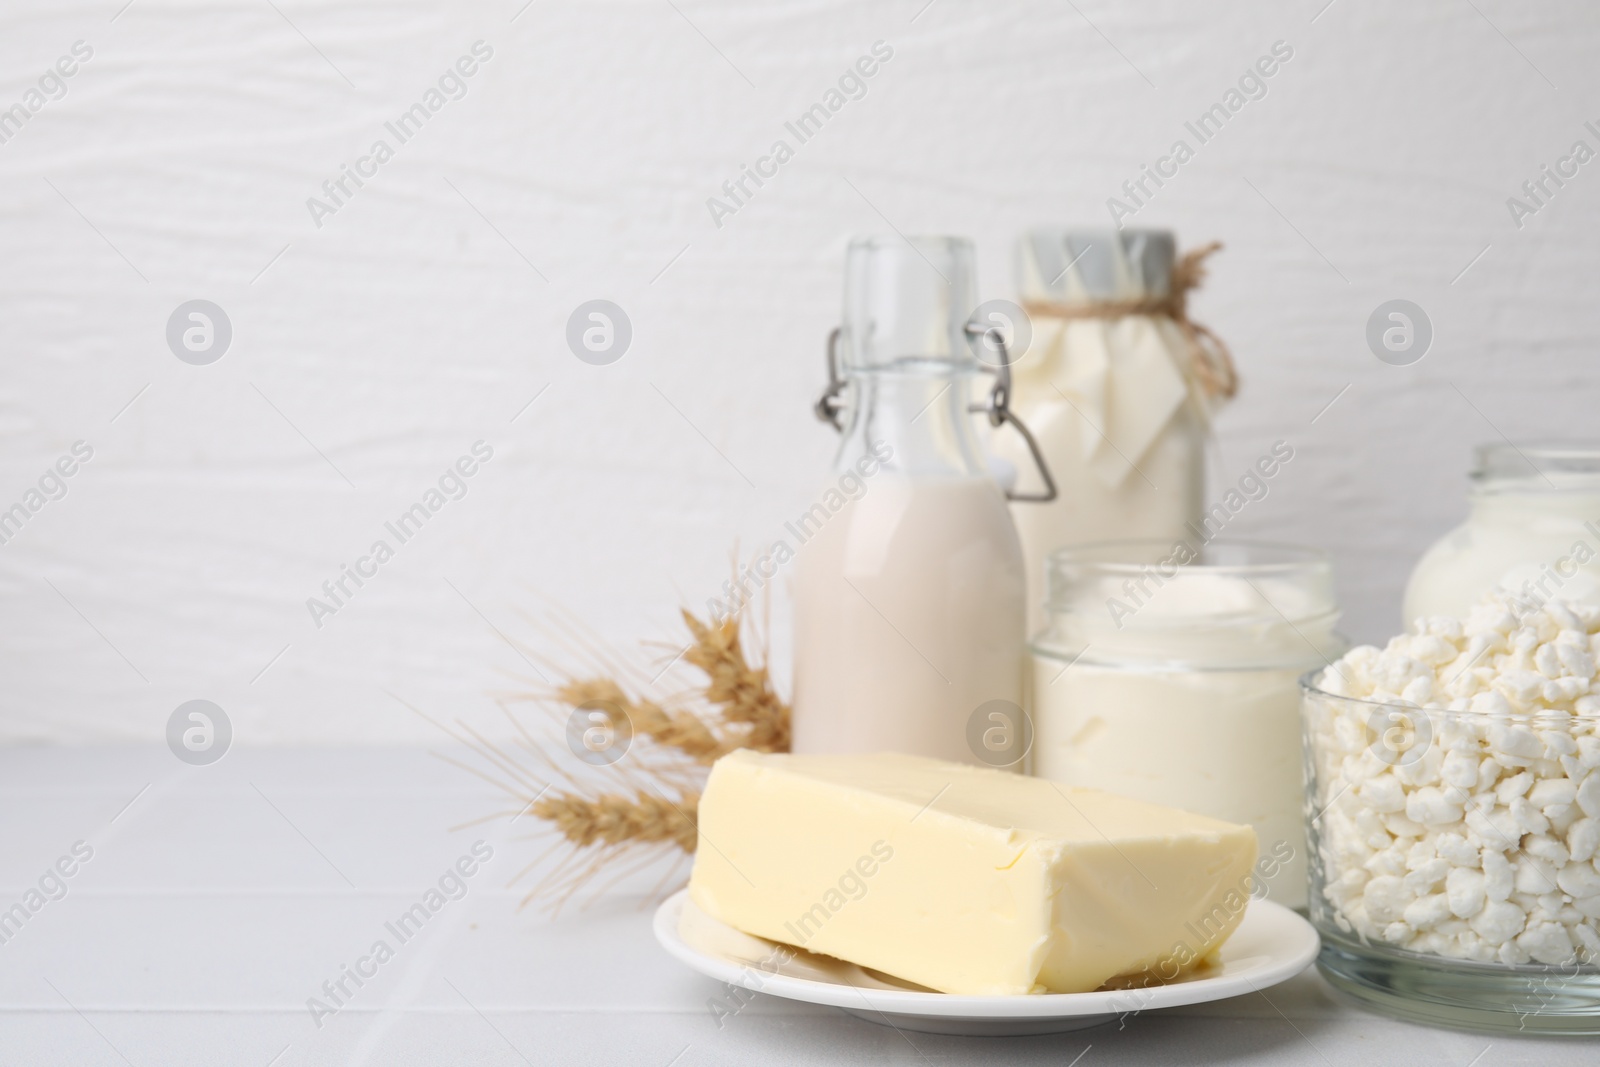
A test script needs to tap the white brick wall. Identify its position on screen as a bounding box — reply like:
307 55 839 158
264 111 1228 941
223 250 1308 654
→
1 0 1594 741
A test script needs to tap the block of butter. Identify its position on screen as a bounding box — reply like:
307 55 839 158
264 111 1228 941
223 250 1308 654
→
688 750 1259 995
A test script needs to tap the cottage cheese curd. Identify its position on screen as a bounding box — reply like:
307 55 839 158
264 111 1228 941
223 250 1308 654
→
1307 593 1600 966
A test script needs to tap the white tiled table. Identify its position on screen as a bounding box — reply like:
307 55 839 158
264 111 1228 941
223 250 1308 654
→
0 747 1591 1066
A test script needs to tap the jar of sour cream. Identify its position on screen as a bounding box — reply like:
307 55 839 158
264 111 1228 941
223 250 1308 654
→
1405 443 1600 626
1031 540 1345 908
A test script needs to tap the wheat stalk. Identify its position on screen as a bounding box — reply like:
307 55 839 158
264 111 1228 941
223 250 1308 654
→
532 790 699 852
434 583 789 912
554 676 733 764
681 608 790 754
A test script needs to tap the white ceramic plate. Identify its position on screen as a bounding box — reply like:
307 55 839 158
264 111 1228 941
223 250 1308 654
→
654 889 1320 1036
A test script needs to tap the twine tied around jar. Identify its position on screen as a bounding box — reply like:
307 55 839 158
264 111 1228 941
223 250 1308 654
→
1021 241 1238 400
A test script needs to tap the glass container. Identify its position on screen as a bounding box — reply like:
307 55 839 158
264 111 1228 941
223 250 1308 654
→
1032 540 1343 907
1406 442 1600 625
791 236 1051 765
996 228 1214 635
1303 677 1600 1033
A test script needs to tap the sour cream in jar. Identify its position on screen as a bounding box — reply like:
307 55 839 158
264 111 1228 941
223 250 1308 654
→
1031 540 1344 908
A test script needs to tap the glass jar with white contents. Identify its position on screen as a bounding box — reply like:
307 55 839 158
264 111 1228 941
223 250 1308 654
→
1304 677 1600 1033
1031 541 1344 908
1406 443 1600 625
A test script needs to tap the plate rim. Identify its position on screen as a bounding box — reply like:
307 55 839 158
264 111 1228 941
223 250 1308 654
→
653 888 1320 1019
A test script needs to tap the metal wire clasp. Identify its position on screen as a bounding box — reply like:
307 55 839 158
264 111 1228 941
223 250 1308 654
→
813 328 848 431
811 323 1057 504
962 322 1056 503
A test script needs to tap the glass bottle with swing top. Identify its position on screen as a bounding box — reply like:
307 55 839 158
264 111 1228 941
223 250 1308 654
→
791 235 1056 766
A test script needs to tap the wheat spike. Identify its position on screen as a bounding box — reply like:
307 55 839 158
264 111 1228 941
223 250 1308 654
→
680 608 790 753
556 677 732 764
534 790 699 853
445 584 792 911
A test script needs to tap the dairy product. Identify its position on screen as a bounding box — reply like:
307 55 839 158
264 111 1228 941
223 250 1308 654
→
999 326 1206 635
1037 662 1307 895
1032 543 1340 907
1406 491 1600 623
1404 443 1600 623
688 750 1259 995
1307 593 1600 966
795 234 1034 762
792 475 1025 762
999 230 1214 634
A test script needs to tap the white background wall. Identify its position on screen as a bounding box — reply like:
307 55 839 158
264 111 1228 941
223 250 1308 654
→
3 0 1597 743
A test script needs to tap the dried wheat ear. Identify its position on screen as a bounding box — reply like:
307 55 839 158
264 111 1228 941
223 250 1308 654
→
434 602 789 911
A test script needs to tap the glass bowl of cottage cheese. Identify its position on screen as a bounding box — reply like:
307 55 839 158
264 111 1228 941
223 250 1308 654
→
1302 593 1600 1033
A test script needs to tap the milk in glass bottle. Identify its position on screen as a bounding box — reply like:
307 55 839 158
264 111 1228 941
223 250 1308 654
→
791 236 1055 765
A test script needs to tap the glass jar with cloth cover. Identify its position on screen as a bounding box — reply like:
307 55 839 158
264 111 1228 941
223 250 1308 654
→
991 228 1238 633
